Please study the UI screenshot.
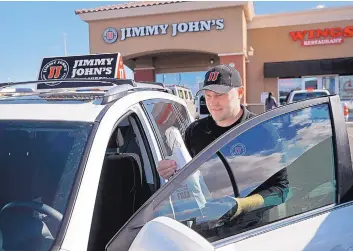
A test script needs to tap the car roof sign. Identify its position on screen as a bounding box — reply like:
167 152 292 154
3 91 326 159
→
36 53 126 91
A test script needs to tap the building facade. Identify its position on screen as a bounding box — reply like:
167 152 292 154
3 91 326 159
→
76 1 353 113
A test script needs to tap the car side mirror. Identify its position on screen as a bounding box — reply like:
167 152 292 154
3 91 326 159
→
128 217 215 251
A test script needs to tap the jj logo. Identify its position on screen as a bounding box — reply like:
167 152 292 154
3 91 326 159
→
208 72 219 81
47 66 63 79
40 59 69 85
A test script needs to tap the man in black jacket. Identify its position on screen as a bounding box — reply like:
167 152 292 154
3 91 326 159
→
157 64 288 217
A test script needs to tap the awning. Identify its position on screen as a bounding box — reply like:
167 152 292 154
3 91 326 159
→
264 57 353 78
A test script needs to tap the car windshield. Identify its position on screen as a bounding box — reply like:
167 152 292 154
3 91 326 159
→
292 92 328 102
0 120 93 251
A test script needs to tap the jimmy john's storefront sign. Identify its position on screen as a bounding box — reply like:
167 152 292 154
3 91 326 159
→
289 26 353 46
103 18 225 43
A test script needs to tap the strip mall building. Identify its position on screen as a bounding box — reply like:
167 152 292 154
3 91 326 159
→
75 1 353 113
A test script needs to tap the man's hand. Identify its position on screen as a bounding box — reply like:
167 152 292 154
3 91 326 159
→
157 159 177 179
231 194 265 220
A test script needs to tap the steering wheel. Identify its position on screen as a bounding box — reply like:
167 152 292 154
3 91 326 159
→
0 201 63 224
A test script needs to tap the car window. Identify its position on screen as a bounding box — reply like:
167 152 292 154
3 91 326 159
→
142 99 191 157
184 90 189 100
152 103 336 243
178 89 184 99
189 91 193 100
116 115 157 188
0 120 93 251
292 92 328 102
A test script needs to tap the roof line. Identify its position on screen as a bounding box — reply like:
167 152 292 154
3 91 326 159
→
74 1 187 15
254 3 353 18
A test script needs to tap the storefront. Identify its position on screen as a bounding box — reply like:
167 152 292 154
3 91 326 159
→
75 1 353 113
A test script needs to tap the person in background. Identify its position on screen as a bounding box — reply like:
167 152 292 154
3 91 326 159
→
265 92 278 111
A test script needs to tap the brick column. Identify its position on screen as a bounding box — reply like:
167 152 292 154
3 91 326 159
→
134 68 155 82
219 54 246 104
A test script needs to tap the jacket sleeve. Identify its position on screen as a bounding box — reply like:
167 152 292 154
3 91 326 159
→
256 169 289 207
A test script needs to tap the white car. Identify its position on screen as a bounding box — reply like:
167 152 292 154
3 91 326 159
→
285 89 331 104
166 84 196 118
195 93 210 120
0 79 352 251
284 89 349 121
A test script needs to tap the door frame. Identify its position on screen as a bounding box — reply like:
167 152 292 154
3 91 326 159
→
106 95 353 251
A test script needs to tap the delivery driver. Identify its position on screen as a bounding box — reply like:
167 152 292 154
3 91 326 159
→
157 64 289 218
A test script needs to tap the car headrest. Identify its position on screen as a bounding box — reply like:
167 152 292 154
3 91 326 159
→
106 128 124 155
116 128 124 147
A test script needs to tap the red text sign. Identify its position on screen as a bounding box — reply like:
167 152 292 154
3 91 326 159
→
289 26 353 46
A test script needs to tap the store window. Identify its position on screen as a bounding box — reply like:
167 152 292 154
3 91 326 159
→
278 78 302 105
302 77 318 90
322 76 337 95
339 75 353 101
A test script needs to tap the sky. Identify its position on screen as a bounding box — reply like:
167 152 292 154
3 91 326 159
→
1 1 353 91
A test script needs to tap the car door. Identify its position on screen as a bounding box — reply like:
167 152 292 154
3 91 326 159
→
105 95 353 251
139 98 193 184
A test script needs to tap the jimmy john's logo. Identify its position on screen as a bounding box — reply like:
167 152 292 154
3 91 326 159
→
39 57 115 82
37 53 126 89
71 58 114 78
104 18 225 43
40 59 69 84
230 143 246 156
103 27 118 44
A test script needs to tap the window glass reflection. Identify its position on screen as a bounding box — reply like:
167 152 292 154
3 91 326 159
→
153 103 336 242
278 78 302 105
339 75 353 101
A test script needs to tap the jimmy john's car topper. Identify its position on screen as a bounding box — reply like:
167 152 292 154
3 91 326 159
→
37 53 126 89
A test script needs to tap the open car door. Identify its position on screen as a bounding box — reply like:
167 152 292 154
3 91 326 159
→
106 95 353 251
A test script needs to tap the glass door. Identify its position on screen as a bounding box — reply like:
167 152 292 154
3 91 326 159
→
301 75 339 95
320 75 339 95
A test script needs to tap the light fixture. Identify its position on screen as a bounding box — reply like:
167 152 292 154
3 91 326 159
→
210 58 214 64
248 46 254 56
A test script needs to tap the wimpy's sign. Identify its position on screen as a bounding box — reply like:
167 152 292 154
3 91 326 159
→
289 26 353 46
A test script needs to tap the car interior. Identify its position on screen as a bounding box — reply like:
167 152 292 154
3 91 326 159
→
0 126 82 251
88 113 158 251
